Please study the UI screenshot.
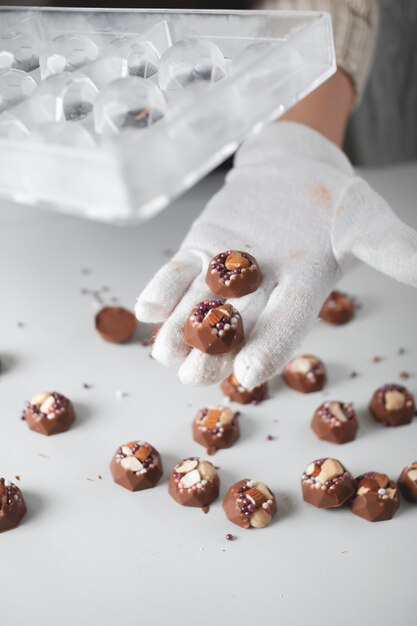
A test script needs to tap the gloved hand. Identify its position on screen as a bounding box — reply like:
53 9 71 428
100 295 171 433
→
135 121 417 388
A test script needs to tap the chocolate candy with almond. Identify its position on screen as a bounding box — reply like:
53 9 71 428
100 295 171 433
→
110 441 163 491
184 300 244 355
311 401 358 444
301 458 355 508
23 391 75 436
283 354 326 393
319 290 355 325
192 406 240 455
206 250 262 298
168 458 219 511
351 472 400 522
221 373 268 405
223 479 276 529
369 384 415 427
95 306 137 343
0 478 27 533
398 462 417 503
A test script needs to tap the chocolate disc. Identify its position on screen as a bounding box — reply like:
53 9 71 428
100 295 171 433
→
168 457 219 510
398 462 417 503
110 441 163 491
311 401 358 444
283 354 326 393
221 373 268 405
206 250 262 298
0 478 27 533
184 300 244 355
23 391 75 436
301 458 355 508
369 384 415 426
95 306 137 343
351 472 400 522
192 406 240 455
223 479 276 529
319 290 355 325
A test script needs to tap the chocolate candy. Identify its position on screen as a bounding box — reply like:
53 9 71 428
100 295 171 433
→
0 478 27 533
221 373 268 405
192 406 240 455
311 401 358 444
301 458 355 508
369 384 415 427
23 391 75 436
319 290 354 325
95 306 137 343
110 441 163 491
206 250 262 298
283 354 326 393
351 472 400 522
223 479 276 529
398 462 417 503
184 300 244 355
168 457 219 511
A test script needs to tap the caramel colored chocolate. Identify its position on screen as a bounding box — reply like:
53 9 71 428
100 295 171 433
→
351 472 400 522
168 457 219 510
223 479 276 529
369 384 415 427
192 406 240 455
184 300 244 355
206 250 262 298
319 290 354 325
283 354 326 393
311 401 358 444
23 391 75 436
0 478 27 533
221 373 268 405
110 441 163 491
398 462 417 503
95 306 137 343
301 458 355 508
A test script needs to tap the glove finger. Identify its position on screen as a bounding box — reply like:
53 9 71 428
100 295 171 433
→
135 249 202 323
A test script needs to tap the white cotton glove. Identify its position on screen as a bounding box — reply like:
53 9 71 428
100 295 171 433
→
135 121 417 388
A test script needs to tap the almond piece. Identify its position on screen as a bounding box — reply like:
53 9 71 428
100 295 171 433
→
30 392 50 406
328 402 348 423
291 357 313 374
317 459 344 484
384 390 405 411
180 469 201 488
225 252 251 271
254 481 273 500
121 445 133 456
121 457 143 472
305 463 320 478
219 408 235 425
175 459 198 474
385 487 397 500
40 395 55 413
250 507 272 528
198 461 217 481
408 469 417 481
357 486 370 496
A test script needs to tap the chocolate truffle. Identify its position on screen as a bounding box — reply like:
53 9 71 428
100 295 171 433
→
168 457 219 511
206 250 262 298
283 354 326 393
351 472 400 522
319 290 355 325
110 440 163 491
398 462 417 503
369 384 415 427
223 479 276 529
0 478 27 533
311 401 358 444
192 406 240 455
221 373 268 405
95 306 137 343
184 300 244 355
301 458 355 508
23 391 75 436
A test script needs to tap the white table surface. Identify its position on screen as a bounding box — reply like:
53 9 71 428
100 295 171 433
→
0 162 416 626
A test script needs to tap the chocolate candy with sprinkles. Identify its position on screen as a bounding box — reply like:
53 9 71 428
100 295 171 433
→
223 479 276 529
369 384 415 427
283 354 326 393
184 300 244 355
351 472 400 522
168 457 219 511
0 478 27 533
110 441 163 491
311 401 358 444
301 458 355 508
398 462 417 503
206 250 262 298
95 306 137 343
192 406 240 455
221 373 268 405
319 290 355 325
23 391 75 436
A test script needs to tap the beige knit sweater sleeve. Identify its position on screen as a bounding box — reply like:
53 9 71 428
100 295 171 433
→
254 0 379 103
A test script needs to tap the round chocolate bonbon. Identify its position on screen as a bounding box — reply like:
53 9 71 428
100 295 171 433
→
301 458 355 508
221 373 268 405
184 300 244 355
398 462 417 503
168 457 219 510
369 384 415 427
110 440 163 491
311 401 358 444
351 472 400 522
23 391 75 436
206 250 262 298
283 354 326 393
223 479 276 529
192 406 240 455
319 290 354 325
0 478 27 533
95 306 137 343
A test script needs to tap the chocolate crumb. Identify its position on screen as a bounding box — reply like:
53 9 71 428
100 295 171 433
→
37 453 50 459
399 371 410 380
398 347 406 355
86 477 94 482
83 383 93 389
15 475 20 481
17 321 25 328
349 371 358 378
372 356 382 363
201 506 209 514
98 475 102 480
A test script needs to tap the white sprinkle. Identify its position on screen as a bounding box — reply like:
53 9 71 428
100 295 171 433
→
378 488 386 496
14 494 19 500
224 323 230 330
138 469 147 475
46 412 56 420
231 317 237 324
225 280 231 286
201 479 207 485
246 480 254 488
121 446 133 456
